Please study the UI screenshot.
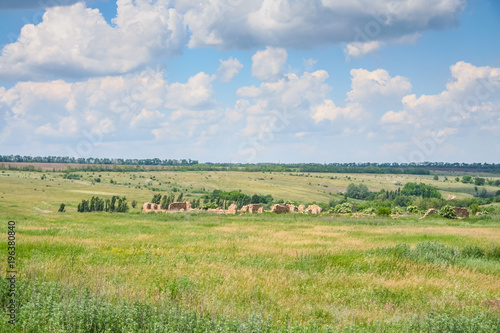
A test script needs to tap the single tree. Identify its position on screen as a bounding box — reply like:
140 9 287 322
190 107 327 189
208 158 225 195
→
58 203 66 213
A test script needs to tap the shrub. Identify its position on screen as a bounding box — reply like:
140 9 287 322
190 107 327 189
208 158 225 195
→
331 202 353 214
406 205 419 213
439 205 457 219
131 200 137 208
58 203 65 212
462 175 473 183
363 207 376 214
414 197 446 210
377 206 392 216
487 246 500 260
461 245 485 258
469 203 480 215
200 202 219 210
474 177 486 186
392 206 406 214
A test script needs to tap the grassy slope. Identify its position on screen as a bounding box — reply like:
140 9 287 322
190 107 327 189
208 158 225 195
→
2 170 499 212
0 170 499 329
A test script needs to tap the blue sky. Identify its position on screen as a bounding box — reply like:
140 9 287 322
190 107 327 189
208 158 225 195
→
0 0 499 163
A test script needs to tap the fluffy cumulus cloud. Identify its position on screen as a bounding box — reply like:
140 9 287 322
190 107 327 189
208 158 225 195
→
0 0 187 80
344 33 422 59
344 41 385 59
180 0 465 51
313 68 412 123
378 62 500 162
251 47 288 81
0 68 225 156
217 57 243 83
226 69 336 161
236 70 331 134
0 0 466 82
380 62 500 132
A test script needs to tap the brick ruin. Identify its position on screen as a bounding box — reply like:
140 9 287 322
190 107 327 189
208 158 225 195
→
141 201 322 215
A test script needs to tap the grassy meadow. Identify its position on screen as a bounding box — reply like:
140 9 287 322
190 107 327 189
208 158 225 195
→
1 169 500 331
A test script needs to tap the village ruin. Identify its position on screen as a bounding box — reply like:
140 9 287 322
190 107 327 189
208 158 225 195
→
142 201 323 215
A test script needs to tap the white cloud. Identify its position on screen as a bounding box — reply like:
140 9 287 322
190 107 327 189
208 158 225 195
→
0 69 225 156
376 61 500 162
181 0 465 51
344 41 384 59
251 47 288 81
313 68 411 123
380 110 409 125
233 70 332 137
131 109 165 128
34 117 79 137
312 100 363 123
381 62 500 130
348 68 412 103
165 72 216 110
0 0 466 82
217 57 243 83
0 1 187 80
344 33 422 58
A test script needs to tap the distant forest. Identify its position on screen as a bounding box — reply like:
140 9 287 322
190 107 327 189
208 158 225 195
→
0 155 198 166
1 155 500 174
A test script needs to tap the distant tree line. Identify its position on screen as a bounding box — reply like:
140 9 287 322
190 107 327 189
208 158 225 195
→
77 196 128 213
2 155 500 174
0 155 198 166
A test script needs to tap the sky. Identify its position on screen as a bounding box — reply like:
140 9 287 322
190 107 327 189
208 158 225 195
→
0 0 499 164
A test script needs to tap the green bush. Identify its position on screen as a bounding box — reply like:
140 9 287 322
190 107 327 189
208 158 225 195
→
406 205 418 213
469 203 480 215
414 197 446 210
363 207 376 214
200 202 219 210
377 206 392 216
461 245 485 258
331 202 353 214
439 205 457 219
487 246 500 260
392 206 406 214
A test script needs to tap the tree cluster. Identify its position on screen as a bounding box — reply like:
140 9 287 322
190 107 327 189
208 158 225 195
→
401 182 442 199
202 190 273 209
77 196 128 213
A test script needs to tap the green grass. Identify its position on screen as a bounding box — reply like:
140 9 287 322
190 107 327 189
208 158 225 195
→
1 278 500 332
1 170 500 331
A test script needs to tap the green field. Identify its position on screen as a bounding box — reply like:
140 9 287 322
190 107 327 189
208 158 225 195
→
1 169 500 332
